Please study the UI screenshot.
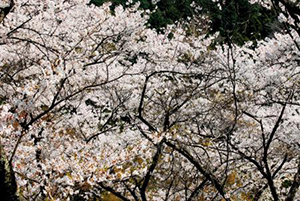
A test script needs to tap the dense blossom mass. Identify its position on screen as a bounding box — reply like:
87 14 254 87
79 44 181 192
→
0 0 299 200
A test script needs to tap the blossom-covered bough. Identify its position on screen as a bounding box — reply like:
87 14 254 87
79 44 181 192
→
0 0 299 200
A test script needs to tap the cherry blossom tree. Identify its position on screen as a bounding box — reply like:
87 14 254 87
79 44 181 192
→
0 0 299 200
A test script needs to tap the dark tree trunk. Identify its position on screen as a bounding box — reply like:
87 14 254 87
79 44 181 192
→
0 144 19 201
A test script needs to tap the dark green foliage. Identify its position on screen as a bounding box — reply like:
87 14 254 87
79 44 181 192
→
206 0 280 45
151 0 193 31
89 0 282 45
148 8 169 31
89 0 154 12
0 96 6 105
281 179 293 188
